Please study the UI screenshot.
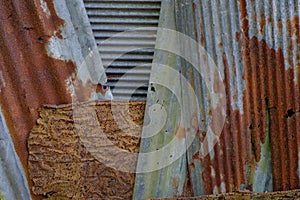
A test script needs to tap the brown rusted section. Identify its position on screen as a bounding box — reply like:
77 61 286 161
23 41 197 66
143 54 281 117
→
70 77 108 102
175 126 186 140
200 53 248 194
148 189 300 200
0 0 96 199
235 32 241 42
238 0 300 192
199 1 300 194
259 13 266 35
28 101 145 199
0 0 113 197
289 16 300 43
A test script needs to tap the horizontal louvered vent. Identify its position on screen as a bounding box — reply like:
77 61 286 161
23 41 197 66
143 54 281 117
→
83 0 161 100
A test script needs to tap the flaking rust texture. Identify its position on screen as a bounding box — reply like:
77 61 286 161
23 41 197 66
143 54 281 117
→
28 101 145 199
148 190 300 200
0 0 103 198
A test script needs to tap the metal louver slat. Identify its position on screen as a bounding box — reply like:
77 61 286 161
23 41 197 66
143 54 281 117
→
83 0 161 100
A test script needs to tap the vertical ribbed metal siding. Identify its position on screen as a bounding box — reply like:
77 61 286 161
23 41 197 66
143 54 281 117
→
134 0 300 198
83 0 162 100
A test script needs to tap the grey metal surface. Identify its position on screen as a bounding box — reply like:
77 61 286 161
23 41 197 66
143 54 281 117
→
83 0 161 100
0 109 31 200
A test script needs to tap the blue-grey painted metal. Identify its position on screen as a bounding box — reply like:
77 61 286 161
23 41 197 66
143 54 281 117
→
0 108 32 200
47 0 107 86
133 1 189 199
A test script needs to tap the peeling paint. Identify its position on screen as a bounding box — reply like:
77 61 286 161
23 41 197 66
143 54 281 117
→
136 0 299 198
40 0 50 16
0 0 107 199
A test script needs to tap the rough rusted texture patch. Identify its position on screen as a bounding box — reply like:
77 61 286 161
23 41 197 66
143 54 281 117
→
28 101 145 199
148 189 300 200
0 0 78 198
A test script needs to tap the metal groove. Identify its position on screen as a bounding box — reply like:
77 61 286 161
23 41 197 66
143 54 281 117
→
83 0 161 100
134 0 299 198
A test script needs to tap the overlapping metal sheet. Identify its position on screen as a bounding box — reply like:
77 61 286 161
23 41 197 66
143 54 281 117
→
0 0 106 198
134 0 299 199
0 0 299 199
83 0 161 100
0 110 31 200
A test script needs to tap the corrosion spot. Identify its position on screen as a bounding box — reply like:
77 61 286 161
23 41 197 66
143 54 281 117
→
192 151 200 160
175 126 186 140
38 37 43 43
235 32 241 42
285 109 295 119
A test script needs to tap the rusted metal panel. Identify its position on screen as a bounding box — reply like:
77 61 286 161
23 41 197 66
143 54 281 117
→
134 0 299 199
148 189 300 200
0 0 106 198
0 109 31 200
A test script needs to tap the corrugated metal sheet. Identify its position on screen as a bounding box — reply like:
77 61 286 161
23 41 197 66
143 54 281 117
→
0 0 106 198
134 0 299 199
83 0 161 100
0 109 31 200
149 189 300 199
0 0 299 199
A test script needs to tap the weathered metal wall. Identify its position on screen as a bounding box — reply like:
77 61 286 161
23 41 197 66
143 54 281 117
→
0 0 106 198
134 0 299 199
0 109 31 200
0 0 299 199
149 189 300 200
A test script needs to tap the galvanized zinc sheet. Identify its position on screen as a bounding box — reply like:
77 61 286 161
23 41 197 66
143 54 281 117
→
0 109 31 200
83 0 161 100
134 0 300 199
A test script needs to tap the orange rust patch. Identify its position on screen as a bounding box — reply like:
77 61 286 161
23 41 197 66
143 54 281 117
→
0 1 79 199
259 13 266 35
238 0 300 192
235 32 241 42
199 0 300 193
190 112 199 132
192 152 200 160
175 126 186 140
290 16 299 38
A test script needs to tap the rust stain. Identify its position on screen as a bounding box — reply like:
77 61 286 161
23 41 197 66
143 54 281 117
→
190 112 199 132
238 0 300 192
199 1 300 193
192 152 200 160
235 32 241 42
148 189 300 200
289 16 299 39
0 0 81 199
259 13 266 35
172 177 179 194
175 126 186 140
